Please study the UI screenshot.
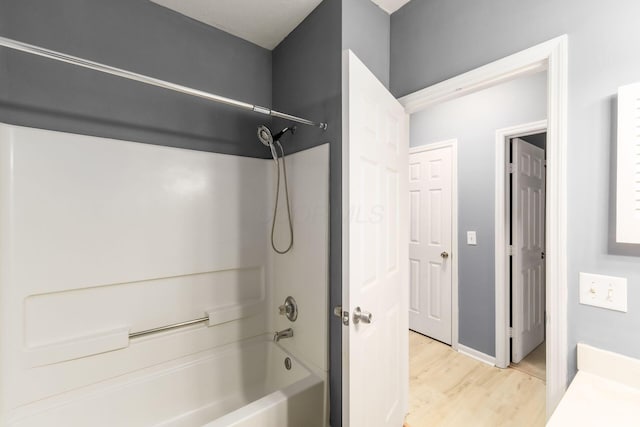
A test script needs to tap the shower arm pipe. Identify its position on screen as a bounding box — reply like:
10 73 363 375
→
0 36 328 131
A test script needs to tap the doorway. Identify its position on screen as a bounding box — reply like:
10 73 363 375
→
405 70 548 424
508 132 547 382
495 121 549 379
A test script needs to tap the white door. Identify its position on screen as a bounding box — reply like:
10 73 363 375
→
408 146 453 344
342 50 409 427
511 138 546 363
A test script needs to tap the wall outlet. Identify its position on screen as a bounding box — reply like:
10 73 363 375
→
579 272 628 312
467 231 477 245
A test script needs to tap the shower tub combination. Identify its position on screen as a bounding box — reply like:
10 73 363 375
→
0 38 330 424
0 122 329 427
11 336 325 427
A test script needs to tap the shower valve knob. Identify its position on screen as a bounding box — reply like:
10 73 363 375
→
278 296 298 322
279 304 291 315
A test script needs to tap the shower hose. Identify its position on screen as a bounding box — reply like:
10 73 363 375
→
270 140 294 254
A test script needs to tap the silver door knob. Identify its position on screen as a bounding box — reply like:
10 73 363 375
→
441 251 449 259
353 307 372 324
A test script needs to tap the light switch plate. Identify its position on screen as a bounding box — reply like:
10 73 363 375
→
467 231 477 245
579 272 628 312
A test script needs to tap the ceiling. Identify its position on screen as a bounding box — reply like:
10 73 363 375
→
372 0 412 14
151 0 323 50
152 0 413 51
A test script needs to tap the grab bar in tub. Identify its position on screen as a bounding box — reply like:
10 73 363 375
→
129 300 262 339
128 316 209 338
26 300 263 367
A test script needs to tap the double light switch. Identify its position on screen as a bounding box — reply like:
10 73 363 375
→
579 272 628 313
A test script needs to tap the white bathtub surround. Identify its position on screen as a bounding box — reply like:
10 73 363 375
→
0 123 328 426
547 344 640 426
268 144 329 372
267 144 330 423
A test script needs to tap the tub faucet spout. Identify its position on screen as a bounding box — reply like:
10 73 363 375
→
274 328 294 342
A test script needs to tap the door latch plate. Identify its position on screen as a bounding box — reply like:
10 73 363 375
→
333 306 349 326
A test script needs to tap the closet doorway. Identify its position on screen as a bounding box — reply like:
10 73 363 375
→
509 133 547 382
495 121 548 384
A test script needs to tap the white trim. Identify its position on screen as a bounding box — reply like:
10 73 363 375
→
409 139 456 154
494 119 547 371
409 139 459 351
457 344 496 367
545 35 569 416
451 142 459 352
340 49 352 424
400 38 553 114
399 35 568 417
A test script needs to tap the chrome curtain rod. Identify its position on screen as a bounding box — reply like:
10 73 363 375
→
0 36 328 131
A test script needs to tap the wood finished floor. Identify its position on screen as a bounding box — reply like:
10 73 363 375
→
407 331 545 427
510 341 546 381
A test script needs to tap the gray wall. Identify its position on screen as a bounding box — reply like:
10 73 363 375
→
271 1 343 425
521 132 546 151
272 0 341 156
342 0 390 88
0 0 272 158
392 0 640 377
0 9 7 104
411 72 547 356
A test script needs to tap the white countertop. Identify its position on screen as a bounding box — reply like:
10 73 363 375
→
547 344 640 427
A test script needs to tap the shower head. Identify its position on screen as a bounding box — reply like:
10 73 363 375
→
256 125 296 147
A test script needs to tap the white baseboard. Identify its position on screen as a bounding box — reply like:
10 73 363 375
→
457 344 496 366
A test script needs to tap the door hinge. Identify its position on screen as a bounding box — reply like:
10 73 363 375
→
507 245 513 256
507 163 515 174
508 327 513 338
333 306 349 326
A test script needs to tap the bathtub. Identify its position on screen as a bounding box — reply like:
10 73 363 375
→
10 336 326 427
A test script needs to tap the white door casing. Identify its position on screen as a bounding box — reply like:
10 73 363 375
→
409 145 453 344
342 50 409 427
511 138 546 364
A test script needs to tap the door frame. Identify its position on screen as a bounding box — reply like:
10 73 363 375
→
495 121 548 369
399 35 568 416
408 140 459 351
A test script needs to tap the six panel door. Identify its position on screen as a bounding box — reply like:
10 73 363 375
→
408 145 453 345
511 137 546 364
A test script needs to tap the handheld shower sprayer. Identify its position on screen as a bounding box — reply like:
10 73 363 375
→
257 125 296 254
